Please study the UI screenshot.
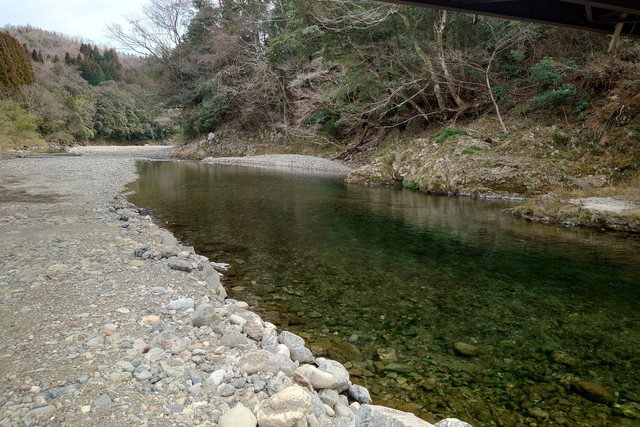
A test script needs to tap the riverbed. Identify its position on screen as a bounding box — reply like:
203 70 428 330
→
127 160 640 426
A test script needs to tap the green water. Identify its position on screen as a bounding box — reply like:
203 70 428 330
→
128 160 640 426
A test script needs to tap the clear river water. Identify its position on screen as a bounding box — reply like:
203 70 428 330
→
127 160 640 426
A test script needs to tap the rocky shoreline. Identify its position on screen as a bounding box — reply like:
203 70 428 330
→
0 149 470 426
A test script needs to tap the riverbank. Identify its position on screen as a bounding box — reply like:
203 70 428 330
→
0 148 469 426
172 115 640 235
203 154 353 174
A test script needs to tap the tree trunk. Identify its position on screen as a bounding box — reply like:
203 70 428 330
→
435 11 466 110
399 10 447 112
486 52 508 134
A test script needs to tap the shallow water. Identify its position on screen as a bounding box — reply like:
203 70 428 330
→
128 160 640 426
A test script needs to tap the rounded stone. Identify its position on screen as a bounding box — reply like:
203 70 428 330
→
219 403 257 427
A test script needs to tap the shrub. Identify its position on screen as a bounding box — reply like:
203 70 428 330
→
530 57 566 90
0 99 45 151
527 84 586 112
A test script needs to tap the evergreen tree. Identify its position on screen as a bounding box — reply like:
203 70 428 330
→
0 32 35 92
80 57 106 85
79 43 92 56
102 48 122 81
31 49 38 62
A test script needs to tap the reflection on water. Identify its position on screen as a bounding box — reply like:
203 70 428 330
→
128 160 640 426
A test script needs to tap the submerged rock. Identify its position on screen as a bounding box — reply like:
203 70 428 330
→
453 342 478 357
570 380 615 404
376 347 398 364
552 350 579 367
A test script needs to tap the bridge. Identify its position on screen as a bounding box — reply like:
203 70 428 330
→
380 0 640 39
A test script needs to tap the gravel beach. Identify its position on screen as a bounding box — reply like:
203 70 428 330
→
0 147 468 427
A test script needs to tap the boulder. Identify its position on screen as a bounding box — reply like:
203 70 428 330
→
239 350 295 376
160 245 180 259
219 404 257 427
256 385 317 427
191 303 220 327
279 331 314 363
355 405 435 427
242 320 264 341
349 384 372 404
221 330 251 349
167 256 193 272
295 358 350 392
202 261 222 291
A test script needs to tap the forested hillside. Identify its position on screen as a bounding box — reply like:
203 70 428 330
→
108 0 637 193
0 26 175 151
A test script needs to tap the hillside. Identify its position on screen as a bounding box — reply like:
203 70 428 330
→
0 26 174 151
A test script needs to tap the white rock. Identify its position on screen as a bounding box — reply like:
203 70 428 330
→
349 384 372 404
296 358 350 392
434 419 473 427
145 347 165 362
166 297 195 310
206 369 226 386
229 314 247 326
219 403 257 427
355 404 435 427
276 344 290 358
256 385 315 427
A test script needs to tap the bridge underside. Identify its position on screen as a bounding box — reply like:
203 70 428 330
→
380 0 640 37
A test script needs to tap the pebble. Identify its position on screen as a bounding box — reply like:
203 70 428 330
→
94 393 112 408
142 315 161 325
218 383 236 397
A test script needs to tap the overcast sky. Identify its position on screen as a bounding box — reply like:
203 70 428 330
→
0 0 149 46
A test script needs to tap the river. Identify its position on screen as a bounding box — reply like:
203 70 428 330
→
127 160 640 426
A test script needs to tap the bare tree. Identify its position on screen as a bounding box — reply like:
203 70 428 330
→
107 0 193 73
483 19 539 134
434 11 467 110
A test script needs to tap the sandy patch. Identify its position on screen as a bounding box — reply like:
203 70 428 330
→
570 197 639 214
